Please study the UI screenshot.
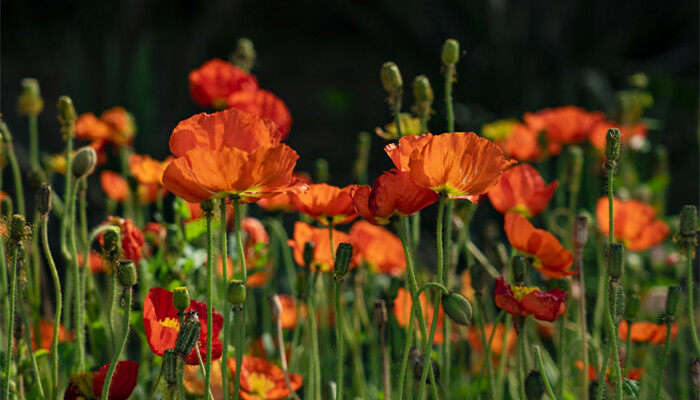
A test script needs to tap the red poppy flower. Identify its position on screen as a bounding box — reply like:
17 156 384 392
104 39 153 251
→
228 89 293 139
589 121 648 151
351 169 438 225
30 320 74 351
287 222 358 272
349 220 405 276
488 164 558 217
228 356 303 400
101 107 136 146
143 287 223 365
618 320 678 344
65 360 139 400
189 58 259 109
392 287 445 344
103 217 145 263
290 183 359 226
100 171 130 203
595 197 670 251
523 106 605 148
494 277 567 322
504 213 575 278
257 173 312 212
129 154 173 186
75 113 112 141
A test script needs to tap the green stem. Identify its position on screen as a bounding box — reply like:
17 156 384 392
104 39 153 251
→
68 177 85 370
445 65 455 132
393 101 403 138
232 197 248 400
101 285 132 400
61 132 74 260
517 319 526 400
686 244 700 355
601 283 622 399
28 114 39 171
652 318 674 400
335 278 345 400
204 206 214 397
442 200 453 395
397 292 417 400
145 365 163 400
220 200 230 399
17 288 45 397
6 141 25 216
474 296 495 400
108 272 118 353
556 315 566 399
307 273 322 399
2 249 17 400
534 345 557 400
42 215 62 399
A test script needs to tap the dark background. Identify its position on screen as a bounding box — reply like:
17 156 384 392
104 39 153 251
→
2 0 698 212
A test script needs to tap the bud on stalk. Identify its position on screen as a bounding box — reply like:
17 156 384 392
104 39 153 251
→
333 242 353 280
442 292 472 326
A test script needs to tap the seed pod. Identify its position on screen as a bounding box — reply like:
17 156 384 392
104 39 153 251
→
333 242 353 280
380 62 403 96
680 205 698 238
72 146 97 179
303 241 315 267
269 294 283 320
18 78 44 117
227 280 246 306
162 349 178 386
442 292 472 326
609 282 625 318
441 39 460 66
175 318 201 358
665 285 680 318
524 370 545 400
57 96 77 130
37 184 52 216
605 128 621 162
373 299 388 327
116 260 137 287
173 287 191 313
607 243 625 280
512 254 527 284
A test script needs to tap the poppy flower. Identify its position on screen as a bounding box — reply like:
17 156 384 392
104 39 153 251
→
277 295 302 330
523 106 605 149
384 133 434 171
466 323 517 358
392 287 445 344
351 169 438 225
100 171 130 203
30 320 74 351
101 107 136 146
163 109 305 203
182 360 227 399
482 119 542 162
574 361 643 383
488 164 558 217
227 89 292 139
405 132 516 199
618 320 678 344
189 58 259 109
375 113 423 140
75 113 112 141
504 213 575 278
65 360 139 400
349 220 405 276
257 173 312 212
77 251 107 273
287 222 358 272
595 197 670 251
129 154 172 186
102 217 145 263
228 356 303 400
589 121 648 151
494 277 567 322
143 287 223 365
290 183 359 226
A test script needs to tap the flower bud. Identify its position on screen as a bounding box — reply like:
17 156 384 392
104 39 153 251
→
572 215 589 248
8 214 29 246
18 78 44 116
373 299 388 327
102 228 122 265
524 370 545 400
441 39 460 66
665 285 680 318
333 242 353 280
605 128 621 163
1 197 13 218
200 199 215 214
227 279 246 306
303 241 315 267
512 254 527 283
607 243 625 280
57 96 77 130
175 317 201 358
269 294 282 320
442 292 472 326
412 75 434 116
230 38 257 72
116 260 137 287
680 205 697 238
380 62 403 96
690 357 700 389
173 287 191 313
72 146 97 179
162 349 178 386
37 183 52 216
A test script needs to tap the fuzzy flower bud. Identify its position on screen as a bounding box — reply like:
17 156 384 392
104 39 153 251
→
665 285 680 318
607 243 625 280
605 128 621 163
314 158 329 183
175 318 201 358
227 279 246 306
72 146 97 179
17 78 44 116
442 292 472 326
380 62 403 98
102 228 122 265
116 260 137 287
8 214 29 247
173 287 191 313
230 38 257 72
512 254 527 284
162 349 178 386
57 96 77 132
333 242 353 280
412 75 434 116
525 370 545 400
409 347 439 384
441 39 460 66
37 183 52 216
680 205 697 238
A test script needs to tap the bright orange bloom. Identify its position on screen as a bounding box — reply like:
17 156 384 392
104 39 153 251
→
287 222 358 272
494 277 567 322
466 323 516 357
351 169 438 225
504 213 575 278
488 164 558 217
183 360 227 400
29 320 74 351
228 356 303 400
618 320 678 344
163 109 305 203
100 171 130 203
189 58 259 109
101 107 136 146
291 183 358 226
392 287 445 344
405 132 515 198
596 197 670 251
523 106 605 148
228 89 293 139
257 173 312 212
384 133 434 171
589 121 648 151
129 154 172 186
75 113 112 141
277 295 302 330
482 119 542 162
349 220 405 276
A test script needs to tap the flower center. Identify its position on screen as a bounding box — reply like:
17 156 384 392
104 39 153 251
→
159 317 180 330
510 285 539 301
248 372 275 396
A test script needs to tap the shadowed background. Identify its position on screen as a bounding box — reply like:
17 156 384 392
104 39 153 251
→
2 0 698 212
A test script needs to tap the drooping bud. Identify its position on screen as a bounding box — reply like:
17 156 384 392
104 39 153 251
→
57 96 77 134
441 39 460 66
230 38 257 72
680 205 697 238
605 128 621 163
333 242 353 280
303 241 315 267
314 158 329 183
116 260 137 287
380 62 403 99
227 279 246 306
269 294 283 320
200 199 215 215
72 146 97 179
175 317 201 358
37 183 52 216
442 292 472 326
373 299 388 327
607 243 625 280
162 349 178 386
690 357 700 389
665 285 680 318
524 370 545 400
17 78 44 116
512 254 527 284
412 75 434 117
173 287 191 313
572 215 589 248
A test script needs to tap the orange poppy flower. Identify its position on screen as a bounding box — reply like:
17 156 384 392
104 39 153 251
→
257 173 312 212
183 360 227 399
227 356 303 400
75 113 112 141
101 107 136 146
596 197 670 251
351 169 438 225
189 58 259 109
349 220 405 276
102 217 145 263
290 183 359 226
277 295 303 330
488 164 558 218
494 277 567 322
29 320 74 351
287 222 358 272
482 119 542 162
460 270 475 301
65 360 139 400
163 109 304 203
228 89 293 139
466 323 517 357
504 213 574 278
405 132 516 198
100 171 130 203
589 121 648 151
143 287 223 365
384 133 434 171
523 106 605 148
392 287 445 344
129 154 173 186
618 320 678 344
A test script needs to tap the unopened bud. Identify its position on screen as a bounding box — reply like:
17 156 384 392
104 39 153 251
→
665 285 680 317
333 242 353 279
605 128 621 162
231 38 257 72
441 39 460 66
303 241 315 267
173 287 191 312
373 299 387 327
524 370 545 400
572 215 589 247
680 205 697 238
18 78 43 116
116 260 137 287
72 146 97 178
269 294 283 320
380 62 403 96
175 318 201 358
9 214 28 245
690 357 700 389
162 349 178 386
57 96 77 130
512 255 527 283
227 280 246 306
37 184 52 215
442 292 472 326
412 75 433 116
607 243 625 280
200 199 215 214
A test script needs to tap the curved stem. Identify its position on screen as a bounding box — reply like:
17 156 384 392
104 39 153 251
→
393 101 403 138
397 296 417 400
220 200 230 399
232 197 248 400
42 215 62 398
66 177 86 370
61 133 74 260
204 206 214 397
2 249 18 400
534 345 557 400
445 65 455 132
101 286 132 400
